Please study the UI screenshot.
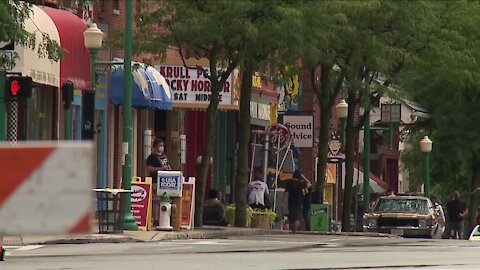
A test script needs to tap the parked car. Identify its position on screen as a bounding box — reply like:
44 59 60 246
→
363 195 440 238
468 225 480 241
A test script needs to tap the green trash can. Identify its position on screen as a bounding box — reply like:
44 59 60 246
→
310 204 330 232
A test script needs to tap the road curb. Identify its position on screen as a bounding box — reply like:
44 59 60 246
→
18 228 397 245
151 228 279 241
22 228 281 245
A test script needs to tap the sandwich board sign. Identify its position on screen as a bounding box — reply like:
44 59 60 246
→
131 177 153 231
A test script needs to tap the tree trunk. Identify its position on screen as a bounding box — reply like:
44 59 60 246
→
194 81 221 227
234 63 253 227
314 99 331 203
341 93 356 232
313 67 332 203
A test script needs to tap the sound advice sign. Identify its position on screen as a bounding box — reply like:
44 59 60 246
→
283 114 314 148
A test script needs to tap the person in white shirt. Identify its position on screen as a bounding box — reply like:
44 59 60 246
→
247 167 270 209
431 194 446 239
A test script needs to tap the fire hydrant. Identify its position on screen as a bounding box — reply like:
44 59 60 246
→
158 192 174 231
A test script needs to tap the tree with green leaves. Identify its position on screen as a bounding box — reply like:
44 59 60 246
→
135 0 301 227
399 1 480 238
136 0 243 227
298 1 447 232
333 1 439 232
0 1 62 67
232 1 301 227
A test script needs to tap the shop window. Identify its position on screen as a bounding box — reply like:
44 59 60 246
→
154 109 167 132
72 105 82 140
26 86 55 140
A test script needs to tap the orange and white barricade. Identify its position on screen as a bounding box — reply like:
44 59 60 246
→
0 142 94 261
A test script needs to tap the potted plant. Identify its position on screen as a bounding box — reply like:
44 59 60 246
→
250 209 277 229
224 204 253 227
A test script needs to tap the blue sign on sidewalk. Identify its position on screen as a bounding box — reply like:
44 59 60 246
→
157 171 183 197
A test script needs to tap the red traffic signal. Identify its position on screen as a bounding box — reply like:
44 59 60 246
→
6 76 32 99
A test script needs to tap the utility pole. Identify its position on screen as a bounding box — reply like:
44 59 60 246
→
122 0 139 231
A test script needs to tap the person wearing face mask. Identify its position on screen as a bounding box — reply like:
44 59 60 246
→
146 138 172 226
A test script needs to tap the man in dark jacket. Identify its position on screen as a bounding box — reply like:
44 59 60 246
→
446 191 468 239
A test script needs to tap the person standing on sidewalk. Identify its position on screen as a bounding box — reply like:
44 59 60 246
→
247 167 270 210
430 194 446 239
146 138 171 226
284 169 310 233
446 191 468 239
301 173 313 231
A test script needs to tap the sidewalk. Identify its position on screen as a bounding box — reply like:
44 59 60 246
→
3 226 279 245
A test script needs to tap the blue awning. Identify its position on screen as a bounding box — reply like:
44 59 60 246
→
110 60 172 110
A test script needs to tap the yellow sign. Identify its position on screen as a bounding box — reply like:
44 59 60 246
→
326 163 337 184
252 74 262 89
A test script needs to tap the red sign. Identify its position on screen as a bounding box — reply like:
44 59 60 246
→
181 180 195 229
10 80 20 96
267 123 291 149
6 76 32 98
131 181 152 230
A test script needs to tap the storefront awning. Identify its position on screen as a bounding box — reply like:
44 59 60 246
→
41 6 91 90
110 60 172 110
11 5 60 87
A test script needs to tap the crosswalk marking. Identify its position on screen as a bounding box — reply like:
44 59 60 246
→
188 240 232 245
4 244 45 256
16 245 44 251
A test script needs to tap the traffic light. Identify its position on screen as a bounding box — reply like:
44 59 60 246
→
62 80 74 107
6 76 32 99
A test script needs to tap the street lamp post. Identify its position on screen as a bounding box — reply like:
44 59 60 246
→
362 111 371 212
83 22 103 140
419 136 433 196
335 100 348 226
122 0 138 231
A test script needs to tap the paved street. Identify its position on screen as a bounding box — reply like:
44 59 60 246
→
3 234 480 270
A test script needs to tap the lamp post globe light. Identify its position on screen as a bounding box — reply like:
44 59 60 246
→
335 99 348 119
84 23 104 50
83 23 103 93
82 23 103 140
419 135 433 196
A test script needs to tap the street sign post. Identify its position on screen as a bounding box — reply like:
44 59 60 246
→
267 123 291 150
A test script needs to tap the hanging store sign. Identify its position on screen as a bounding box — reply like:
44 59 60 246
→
156 64 235 109
282 114 314 148
250 101 271 121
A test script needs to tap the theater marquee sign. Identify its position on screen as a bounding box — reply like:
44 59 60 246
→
156 64 238 110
